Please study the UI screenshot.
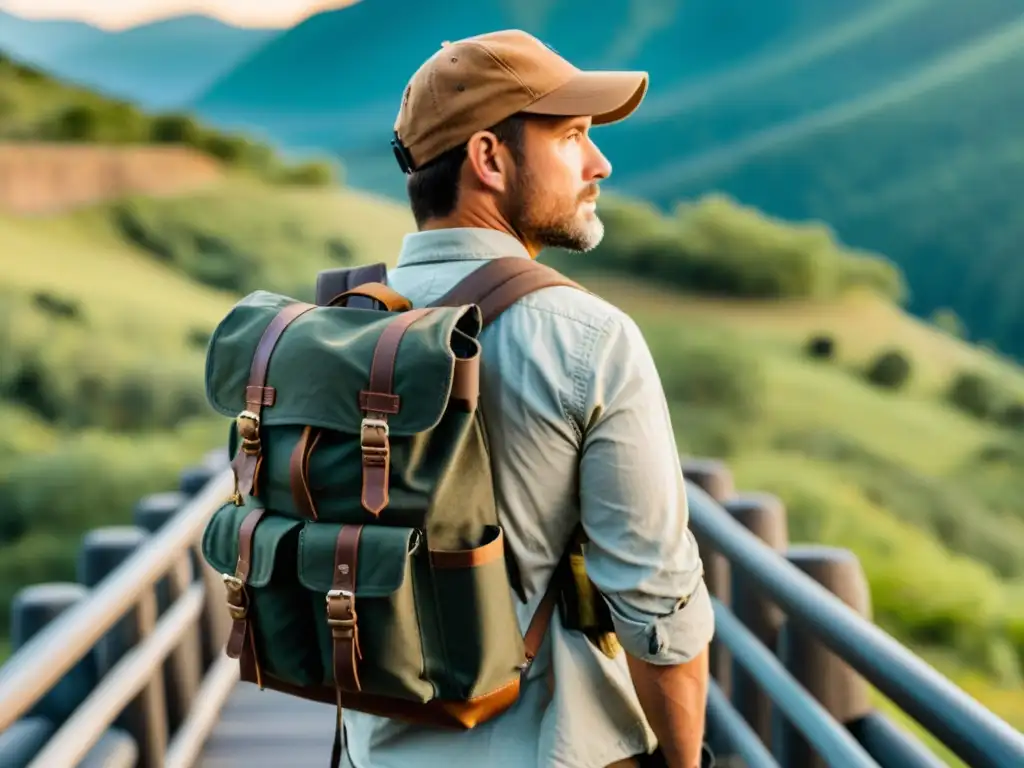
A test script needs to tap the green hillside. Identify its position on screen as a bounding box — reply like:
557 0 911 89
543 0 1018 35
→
0 50 334 185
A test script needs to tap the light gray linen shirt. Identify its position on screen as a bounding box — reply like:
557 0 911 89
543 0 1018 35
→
342 227 714 768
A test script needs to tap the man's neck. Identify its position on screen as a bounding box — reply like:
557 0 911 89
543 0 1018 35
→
419 211 539 258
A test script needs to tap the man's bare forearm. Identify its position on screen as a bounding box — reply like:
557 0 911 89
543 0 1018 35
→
626 644 709 768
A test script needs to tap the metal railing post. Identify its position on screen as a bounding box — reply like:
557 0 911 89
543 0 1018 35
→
724 492 788 749
776 545 873 768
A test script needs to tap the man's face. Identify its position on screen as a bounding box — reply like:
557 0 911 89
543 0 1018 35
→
501 116 612 253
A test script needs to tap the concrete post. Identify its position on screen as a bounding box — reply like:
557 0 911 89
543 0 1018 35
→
9 583 98 724
682 457 736 698
724 492 788 748
77 526 168 768
776 545 873 768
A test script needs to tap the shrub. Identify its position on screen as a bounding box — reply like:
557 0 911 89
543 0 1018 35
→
577 194 906 303
31 291 82 323
46 102 149 143
865 349 912 390
998 401 1024 430
805 334 836 360
273 160 338 186
931 308 966 338
50 105 99 141
947 370 1001 420
150 113 201 145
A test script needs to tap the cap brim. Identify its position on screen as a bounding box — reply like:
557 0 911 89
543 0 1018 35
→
521 70 649 125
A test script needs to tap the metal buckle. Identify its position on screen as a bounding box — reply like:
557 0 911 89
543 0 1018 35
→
360 418 389 453
237 410 262 455
222 574 244 590
238 410 260 427
360 418 388 438
326 589 356 628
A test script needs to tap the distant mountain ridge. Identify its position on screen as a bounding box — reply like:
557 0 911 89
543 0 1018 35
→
0 10 279 109
189 0 1024 361
190 0 870 187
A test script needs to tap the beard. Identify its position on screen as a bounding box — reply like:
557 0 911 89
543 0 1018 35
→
502 167 605 253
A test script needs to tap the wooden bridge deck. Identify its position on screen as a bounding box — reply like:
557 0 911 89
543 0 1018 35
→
198 684 340 767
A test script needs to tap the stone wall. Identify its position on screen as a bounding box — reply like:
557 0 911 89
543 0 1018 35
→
0 143 225 215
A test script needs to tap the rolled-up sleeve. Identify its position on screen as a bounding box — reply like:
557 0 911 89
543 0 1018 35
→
574 311 714 665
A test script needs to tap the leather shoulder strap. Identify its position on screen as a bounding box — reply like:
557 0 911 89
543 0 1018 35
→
429 257 586 326
315 263 389 308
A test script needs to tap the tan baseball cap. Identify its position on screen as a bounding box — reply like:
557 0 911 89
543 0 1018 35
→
391 29 649 173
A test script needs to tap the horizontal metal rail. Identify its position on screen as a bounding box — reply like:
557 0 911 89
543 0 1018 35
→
711 598 879 767
850 712 947 768
0 469 234 730
686 480 1024 768
706 679 779 768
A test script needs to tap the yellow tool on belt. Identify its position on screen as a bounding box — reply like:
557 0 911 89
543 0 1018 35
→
565 528 622 659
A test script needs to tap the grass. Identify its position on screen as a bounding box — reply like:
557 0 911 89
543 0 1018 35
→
0 175 414 347
578 273 1024 399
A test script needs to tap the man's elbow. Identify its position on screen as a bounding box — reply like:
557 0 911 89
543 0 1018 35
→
605 578 716 667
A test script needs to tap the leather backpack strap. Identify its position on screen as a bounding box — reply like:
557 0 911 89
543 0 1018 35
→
428 256 588 327
430 255 589 665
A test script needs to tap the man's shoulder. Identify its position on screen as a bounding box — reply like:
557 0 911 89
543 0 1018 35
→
389 258 641 346
505 278 636 340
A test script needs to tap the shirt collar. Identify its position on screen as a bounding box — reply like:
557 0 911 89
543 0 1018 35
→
395 227 532 267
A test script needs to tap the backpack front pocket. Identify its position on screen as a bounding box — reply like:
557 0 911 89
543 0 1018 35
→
428 525 527 700
201 500 322 688
297 522 434 703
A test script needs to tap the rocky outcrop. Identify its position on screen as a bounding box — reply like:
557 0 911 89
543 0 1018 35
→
0 143 225 215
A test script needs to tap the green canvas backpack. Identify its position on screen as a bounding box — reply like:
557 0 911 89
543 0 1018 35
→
199 256 613 766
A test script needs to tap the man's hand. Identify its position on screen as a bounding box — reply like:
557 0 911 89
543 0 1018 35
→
626 644 710 768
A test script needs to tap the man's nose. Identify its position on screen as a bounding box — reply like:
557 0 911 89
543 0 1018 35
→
585 138 612 181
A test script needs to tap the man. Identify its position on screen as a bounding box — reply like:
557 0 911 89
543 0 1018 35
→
341 29 714 768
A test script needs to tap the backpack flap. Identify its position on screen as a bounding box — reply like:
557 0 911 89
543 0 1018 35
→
204 289 483 522
297 522 435 702
201 499 323 687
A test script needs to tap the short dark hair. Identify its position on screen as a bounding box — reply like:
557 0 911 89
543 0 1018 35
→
406 114 527 227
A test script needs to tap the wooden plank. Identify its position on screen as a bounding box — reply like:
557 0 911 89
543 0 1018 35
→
197 684 338 767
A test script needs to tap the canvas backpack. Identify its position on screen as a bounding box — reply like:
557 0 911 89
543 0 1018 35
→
199 256 618 767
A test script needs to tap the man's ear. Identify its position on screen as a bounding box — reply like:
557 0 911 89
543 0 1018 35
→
465 130 510 194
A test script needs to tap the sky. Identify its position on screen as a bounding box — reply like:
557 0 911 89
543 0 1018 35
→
0 0 357 30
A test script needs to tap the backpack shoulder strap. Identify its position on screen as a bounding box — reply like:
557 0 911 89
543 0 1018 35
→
429 256 587 669
315 262 390 308
428 257 587 325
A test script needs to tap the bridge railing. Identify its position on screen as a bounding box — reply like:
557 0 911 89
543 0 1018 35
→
0 450 236 768
0 453 1022 768
682 457 1024 768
